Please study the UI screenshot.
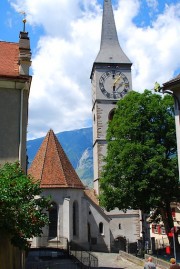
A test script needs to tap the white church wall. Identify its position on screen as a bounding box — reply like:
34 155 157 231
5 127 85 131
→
86 199 111 252
42 188 88 245
63 198 71 241
107 209 141 243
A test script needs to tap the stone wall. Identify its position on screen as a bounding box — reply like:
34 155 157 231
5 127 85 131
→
118 251 171 269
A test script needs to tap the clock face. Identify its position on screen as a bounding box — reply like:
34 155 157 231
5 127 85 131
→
99 71 129 99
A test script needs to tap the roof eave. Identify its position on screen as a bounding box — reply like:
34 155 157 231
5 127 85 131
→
90 62 132 79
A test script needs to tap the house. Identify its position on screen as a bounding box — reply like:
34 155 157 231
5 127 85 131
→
149 204 180 252
0 31 31 171
0 27 32 269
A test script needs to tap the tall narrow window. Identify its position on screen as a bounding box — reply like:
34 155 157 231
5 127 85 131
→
99 222 104 235
73 201 79 237
49 202 58 239
108 109 115 121
88 223 91 243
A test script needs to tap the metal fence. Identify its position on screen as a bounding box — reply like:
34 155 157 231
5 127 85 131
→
25 248 81 269
69 242 98 268
25 237 98 269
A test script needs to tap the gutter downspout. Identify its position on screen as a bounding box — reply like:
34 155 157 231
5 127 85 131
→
19 81 29 172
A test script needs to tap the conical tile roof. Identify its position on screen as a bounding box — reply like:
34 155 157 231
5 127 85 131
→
28 129 85 189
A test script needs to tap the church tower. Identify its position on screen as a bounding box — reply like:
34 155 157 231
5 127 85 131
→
91 0 132 194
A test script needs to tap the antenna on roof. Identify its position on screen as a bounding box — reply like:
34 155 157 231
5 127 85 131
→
19 11 27 32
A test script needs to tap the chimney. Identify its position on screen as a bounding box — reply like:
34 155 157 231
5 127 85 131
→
18 31 31 76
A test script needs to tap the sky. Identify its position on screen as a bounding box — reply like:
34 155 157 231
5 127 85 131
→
1 0 180 140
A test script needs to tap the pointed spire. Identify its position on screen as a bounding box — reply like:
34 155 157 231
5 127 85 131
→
28 130 85 189
95 0 131 64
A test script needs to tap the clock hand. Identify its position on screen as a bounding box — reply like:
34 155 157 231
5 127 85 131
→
113 76 121 86
115 81 124 92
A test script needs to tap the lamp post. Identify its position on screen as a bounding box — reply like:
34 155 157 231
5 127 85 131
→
171 227 177 262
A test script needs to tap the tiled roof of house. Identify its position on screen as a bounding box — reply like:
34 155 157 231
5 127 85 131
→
28 129 85 189
84 189 99 206
0 42 19 77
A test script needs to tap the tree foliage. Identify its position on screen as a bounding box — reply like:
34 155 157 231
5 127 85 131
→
100 90 180 238
0 162 50 249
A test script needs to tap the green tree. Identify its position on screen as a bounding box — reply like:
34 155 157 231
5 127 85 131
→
100 90 180 246
0 162 50 249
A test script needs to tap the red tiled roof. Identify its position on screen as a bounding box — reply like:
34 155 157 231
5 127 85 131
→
84 189 99 205
28 129 85 189
0 42 19 77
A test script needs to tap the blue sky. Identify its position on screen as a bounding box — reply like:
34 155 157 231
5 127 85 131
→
1 0 180 139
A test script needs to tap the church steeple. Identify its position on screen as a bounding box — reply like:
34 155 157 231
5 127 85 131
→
95 0 131 65
91 0 132 195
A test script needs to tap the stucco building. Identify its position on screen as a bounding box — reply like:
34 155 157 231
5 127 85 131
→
0 31 31 171
0 28 32 269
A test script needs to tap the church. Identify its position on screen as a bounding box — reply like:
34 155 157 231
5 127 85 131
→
27 0 143 252
0 0 148 255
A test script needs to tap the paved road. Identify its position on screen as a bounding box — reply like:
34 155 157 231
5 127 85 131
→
92 252 161 269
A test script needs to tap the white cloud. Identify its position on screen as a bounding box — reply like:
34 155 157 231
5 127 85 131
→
9 0 180 139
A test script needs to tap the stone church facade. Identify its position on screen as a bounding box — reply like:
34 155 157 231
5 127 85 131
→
91 0 141 250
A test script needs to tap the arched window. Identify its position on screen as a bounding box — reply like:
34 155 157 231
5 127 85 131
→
99 222 104 235
73 201 79 237
108 109 115 121
48 202 58 239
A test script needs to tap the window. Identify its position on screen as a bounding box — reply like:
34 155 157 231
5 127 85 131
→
108 109 115 121
88 223 91 243
119 223 121 230
49 202 58 239
152 224 158 234
99 222 104 235
161 226 166 235
172 208 176 217
73 201 79 237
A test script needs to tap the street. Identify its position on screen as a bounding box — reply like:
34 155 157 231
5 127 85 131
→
92 252 161 269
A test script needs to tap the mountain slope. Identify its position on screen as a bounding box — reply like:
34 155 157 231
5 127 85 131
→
27 127 93 187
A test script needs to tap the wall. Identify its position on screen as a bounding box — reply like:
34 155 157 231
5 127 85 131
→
107 208 141 243
119 251 170 269
0 79 29 171
0 232 25 269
